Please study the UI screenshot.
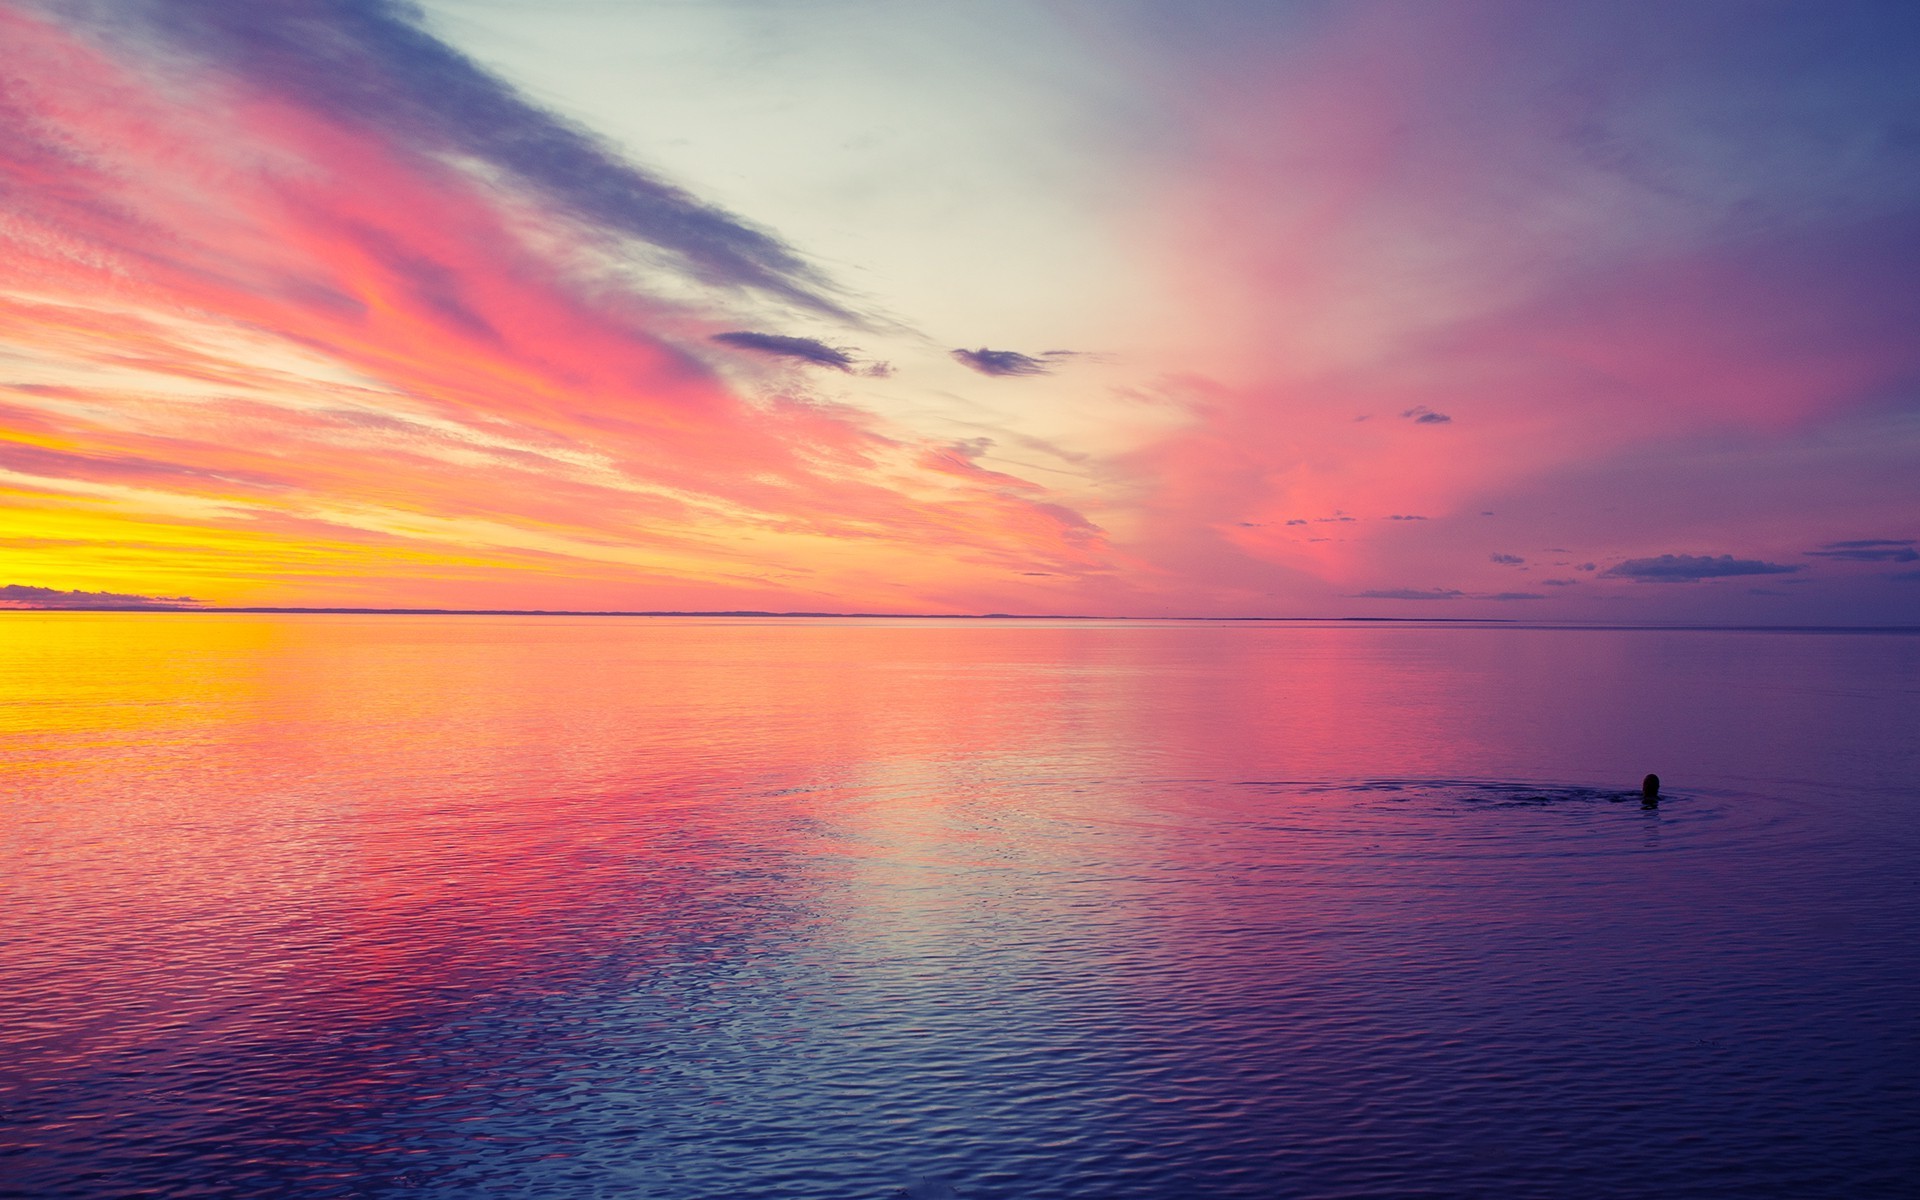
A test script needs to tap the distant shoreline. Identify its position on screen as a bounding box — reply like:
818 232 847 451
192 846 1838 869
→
2 605 1508 621
4 607 1917 633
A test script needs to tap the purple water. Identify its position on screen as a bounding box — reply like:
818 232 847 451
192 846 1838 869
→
2 615 1917 1197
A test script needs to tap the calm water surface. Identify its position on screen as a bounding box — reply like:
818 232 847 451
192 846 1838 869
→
2 615 1917 1198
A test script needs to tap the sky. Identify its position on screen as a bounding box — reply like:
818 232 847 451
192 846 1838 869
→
2 0 1917 620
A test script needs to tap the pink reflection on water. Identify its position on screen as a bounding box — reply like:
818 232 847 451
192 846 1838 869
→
2 615 1916 1197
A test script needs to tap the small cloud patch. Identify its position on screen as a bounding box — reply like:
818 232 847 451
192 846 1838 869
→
1490 553 1524 565
1401 405 1451 425
1602 554 1801 583
951 348 1077 377
1386 514 1427 521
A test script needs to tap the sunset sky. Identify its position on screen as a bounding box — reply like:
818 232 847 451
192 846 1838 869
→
3 0 1917 620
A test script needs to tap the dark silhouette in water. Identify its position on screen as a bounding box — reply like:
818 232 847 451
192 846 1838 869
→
1642 773 1661 807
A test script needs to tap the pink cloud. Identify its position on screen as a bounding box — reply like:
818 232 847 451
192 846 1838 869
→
1093 0 1920 618
0 4 1111 611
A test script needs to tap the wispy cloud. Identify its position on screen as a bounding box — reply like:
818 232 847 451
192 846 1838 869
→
1354 586 1543 601
42 0 847 316
0 583 195 609
1489 553 1524 565
0 0 1109 611
1354 587 1463 601
1400 406 1451 425
711 331 858 372
1602 554 1802 583
1805 538 1918 563
951 348 1075 377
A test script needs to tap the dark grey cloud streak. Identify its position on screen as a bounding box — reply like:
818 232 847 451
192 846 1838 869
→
1805 538 1918 563
1354 588 1463 601
952 348 1077 377
1354 587 1544 601
1603 554 1801 583
1 583 196 608
36 0 848 317
711 332 857 372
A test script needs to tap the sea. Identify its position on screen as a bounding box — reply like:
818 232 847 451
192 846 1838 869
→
2 614 1916 1198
